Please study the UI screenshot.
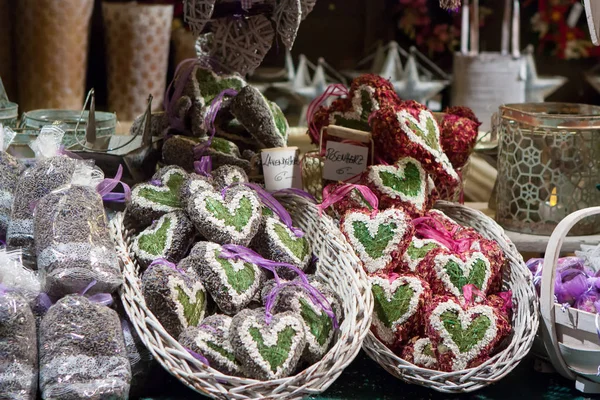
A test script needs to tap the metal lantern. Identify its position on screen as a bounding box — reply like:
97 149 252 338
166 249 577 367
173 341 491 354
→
496 103 600 236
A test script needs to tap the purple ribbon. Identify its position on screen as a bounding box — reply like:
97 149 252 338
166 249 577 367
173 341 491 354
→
164 58 213 134
222 183 304 238
58 146 83 160
185 348 210 366
263 279 339 328
36 293 54 313
0 238 5 247
194 156 213 177
273 188 317 204
193 88 239 160
149 258 187 275
97 165 131 203
150 179 162 187
0 283 10 295
80 280 113 306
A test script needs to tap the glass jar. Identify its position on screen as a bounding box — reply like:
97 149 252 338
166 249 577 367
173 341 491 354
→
18 109 117 147
0 102 18 128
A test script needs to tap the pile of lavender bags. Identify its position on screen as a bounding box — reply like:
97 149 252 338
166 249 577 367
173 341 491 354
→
527 256 600 313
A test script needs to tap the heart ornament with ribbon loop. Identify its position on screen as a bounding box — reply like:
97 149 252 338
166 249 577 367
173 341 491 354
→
418 249 496 299
230 308 306 380
187 242 264 314
128 166 189 227
425 295 511 372
270 278 343 364
370 102 461 199
212 165 248 191
132 210 196 270
340 208 413 275
179 314 243 376
400 237 447 274
142 262 207 339
363 157 434 217
370 274 431 347
187 185 262 246
401 337 438 369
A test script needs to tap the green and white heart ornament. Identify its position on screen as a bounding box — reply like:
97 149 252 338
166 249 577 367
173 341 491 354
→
401 237 447 273
418 250 495 299
230 308 306 380
141 262 207 339
401 337 438 369
425 296 511 371
364 157 433 217
370 274 430 346
340 207 414 275
128 166 188 227
193 241 264 314
132 210 196 270
178 314 243 376
329 85 380 132
187 185 262 246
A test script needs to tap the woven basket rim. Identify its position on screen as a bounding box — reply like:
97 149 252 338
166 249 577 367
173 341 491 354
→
110 194 373 399
362 201 539 393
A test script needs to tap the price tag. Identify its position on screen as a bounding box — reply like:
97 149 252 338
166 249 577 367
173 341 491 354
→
261 147 302 192
322 141 369 181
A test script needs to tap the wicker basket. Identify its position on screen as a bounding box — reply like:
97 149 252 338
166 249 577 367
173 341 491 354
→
539 206 600 393
362 201 539 393
109 193 373 400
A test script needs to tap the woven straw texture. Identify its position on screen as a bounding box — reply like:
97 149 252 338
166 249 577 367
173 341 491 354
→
362 201 539 393
109 193 373 400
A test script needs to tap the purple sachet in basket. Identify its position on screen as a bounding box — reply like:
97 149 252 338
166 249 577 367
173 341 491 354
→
575 289 600 314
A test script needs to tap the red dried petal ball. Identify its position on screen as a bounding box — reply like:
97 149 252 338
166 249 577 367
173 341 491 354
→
444 106 482 127
440 114 479 170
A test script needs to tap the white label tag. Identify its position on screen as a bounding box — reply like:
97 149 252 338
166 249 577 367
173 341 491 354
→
261 147 302 192
322 141 369 181
567 3 583 28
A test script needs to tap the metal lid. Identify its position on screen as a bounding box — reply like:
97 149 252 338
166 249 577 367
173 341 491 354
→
500 102 600 129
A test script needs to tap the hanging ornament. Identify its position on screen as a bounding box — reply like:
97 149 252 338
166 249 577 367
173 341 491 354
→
184 0 216 35
271 0 302 50
300 0 317 19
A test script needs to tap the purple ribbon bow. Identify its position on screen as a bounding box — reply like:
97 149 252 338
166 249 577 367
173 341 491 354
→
149 258 187 275
223 183 304 238
80 280 113 306
194 156 213 177
186 348 210 367
193 88 239 160
97 165 131 202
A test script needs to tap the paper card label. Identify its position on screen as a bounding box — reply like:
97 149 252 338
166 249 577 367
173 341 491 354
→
261 147 302 192
322 141 369 181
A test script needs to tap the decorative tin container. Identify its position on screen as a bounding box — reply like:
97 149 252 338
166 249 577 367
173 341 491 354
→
18 109 117 148
496 103 600 236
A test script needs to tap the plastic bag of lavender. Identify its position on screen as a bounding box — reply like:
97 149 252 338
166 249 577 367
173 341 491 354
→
34 163 122 298
6 126 86 268
0 286 38 400
39 294 131 400
0 124 26 240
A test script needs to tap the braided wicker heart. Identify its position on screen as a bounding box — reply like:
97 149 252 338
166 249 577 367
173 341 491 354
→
369 275 430 347
425 296 511 372
187 186 262 246
340 208 413 275
230 308 306 380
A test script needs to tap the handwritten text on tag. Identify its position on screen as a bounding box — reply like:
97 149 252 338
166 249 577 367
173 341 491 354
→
261 147 302 192
322 141 369 181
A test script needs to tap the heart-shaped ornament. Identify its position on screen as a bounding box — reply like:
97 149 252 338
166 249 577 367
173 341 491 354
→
230 86 288 149
191 242 264 314
370 275 430 346
401 237 446 273
179 174 214 209
142 263 207 339
132 211 196 270
178 314 243 376
340 208 413 275
212 165 248 191
252 216 311 279
425 296 510 371
188 186 262 246
329 85 380 132
128 166 188 227
401 337 438 369
230 308 306 380
271 280 342 364
364 157 432 217
419 250 494 298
